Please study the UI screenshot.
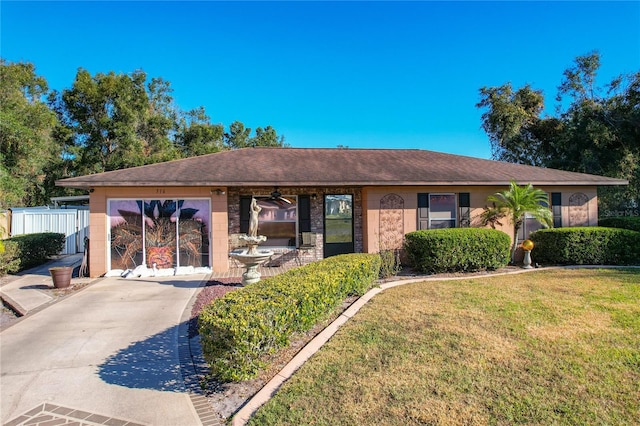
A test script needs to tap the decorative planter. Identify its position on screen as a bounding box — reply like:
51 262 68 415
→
49 266 73 289
522 239 534 269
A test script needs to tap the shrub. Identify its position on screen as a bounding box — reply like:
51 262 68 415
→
530 227 640 265
0 240 20 276
8 232 66 271
598 216 640 232
198 253 381 382
379 248 402 278
404 228 511 274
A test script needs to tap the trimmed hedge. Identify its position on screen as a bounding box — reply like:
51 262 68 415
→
530 227 640 265
598 216 640 232
6 232 66 271
404 228 511 274
198 253 381 382
0 240 20 276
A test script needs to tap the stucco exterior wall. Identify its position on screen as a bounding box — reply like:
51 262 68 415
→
88 186 227 277
362 186 599 253
87 184 598 277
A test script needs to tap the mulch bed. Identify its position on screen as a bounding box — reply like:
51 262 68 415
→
190 275 361 420
188 278 242 338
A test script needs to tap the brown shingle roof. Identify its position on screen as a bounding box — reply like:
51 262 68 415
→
56 147 628 188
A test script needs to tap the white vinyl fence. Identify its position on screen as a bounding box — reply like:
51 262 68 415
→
10 207 90 254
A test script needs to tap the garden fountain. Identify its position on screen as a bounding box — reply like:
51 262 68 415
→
230 197 274 285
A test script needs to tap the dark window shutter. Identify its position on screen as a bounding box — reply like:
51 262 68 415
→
417 193 429 230
551 192 562 228
459 193 470 207
459 193 470 227
418 193 429 208
239 196 251 234
299 195 311 232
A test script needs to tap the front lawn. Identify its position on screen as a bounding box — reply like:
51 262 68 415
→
250 268 640 425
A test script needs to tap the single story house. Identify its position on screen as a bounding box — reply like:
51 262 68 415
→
56 147 628 277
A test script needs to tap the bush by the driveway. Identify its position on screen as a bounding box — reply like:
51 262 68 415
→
6 232 66 271
0 240 20 276
198 253 381 382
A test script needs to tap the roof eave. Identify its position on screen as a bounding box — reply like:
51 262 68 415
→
56 179 629 189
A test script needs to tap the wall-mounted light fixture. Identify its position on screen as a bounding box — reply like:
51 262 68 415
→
211 188 226 196
311 193 317 200
89 188 95 193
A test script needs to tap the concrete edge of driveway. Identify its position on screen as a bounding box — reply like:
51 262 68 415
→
0 277 102 332
180 276 228 426
230 265 640 425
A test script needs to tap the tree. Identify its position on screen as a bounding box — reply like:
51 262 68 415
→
5 63 288 205
140 77 180 163
477 52 640 212
56 68 157 174
175 107 225 156
477 83 547 165
224 121 288 149
250 125 287 147
224 121 252 149
0 60 59 208
486 180 552 263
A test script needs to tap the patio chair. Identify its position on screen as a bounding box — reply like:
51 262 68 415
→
295 232 316 265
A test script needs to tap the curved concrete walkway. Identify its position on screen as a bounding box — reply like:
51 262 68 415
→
1 274 209 426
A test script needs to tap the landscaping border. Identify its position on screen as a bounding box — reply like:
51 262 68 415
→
230 265 640 425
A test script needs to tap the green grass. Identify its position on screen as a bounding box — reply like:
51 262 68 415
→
249 268 640 425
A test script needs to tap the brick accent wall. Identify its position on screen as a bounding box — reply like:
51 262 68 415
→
227 187 363 259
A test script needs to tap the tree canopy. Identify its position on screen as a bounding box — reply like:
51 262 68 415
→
477 52 640 213
0 59 288 207
0 60 59 208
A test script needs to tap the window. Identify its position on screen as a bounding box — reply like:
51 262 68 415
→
517 213 545 243
325 194 353 243
324 194 354 257
517 198 550 243
240 195 298 247
429 194 456 229
256 197 297 247
418 193 461 229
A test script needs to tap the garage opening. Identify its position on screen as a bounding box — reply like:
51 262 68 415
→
108 198 210 271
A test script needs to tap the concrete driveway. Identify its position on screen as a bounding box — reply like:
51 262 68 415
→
1 274 208 425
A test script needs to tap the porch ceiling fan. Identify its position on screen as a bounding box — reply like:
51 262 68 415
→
268 187 292 204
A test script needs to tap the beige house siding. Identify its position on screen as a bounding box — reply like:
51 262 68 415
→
86 184 599 277
88 186 226 277
55 148 625 277
362 186 599 253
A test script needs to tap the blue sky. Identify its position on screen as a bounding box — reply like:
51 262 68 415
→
2 1 639 159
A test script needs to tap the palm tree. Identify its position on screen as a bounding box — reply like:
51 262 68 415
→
486 180 553 263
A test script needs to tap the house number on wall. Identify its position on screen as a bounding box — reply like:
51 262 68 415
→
156 189 166 194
